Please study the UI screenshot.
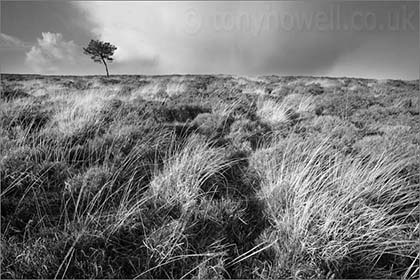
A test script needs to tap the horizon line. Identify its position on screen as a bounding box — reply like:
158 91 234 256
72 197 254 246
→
2 73 419 82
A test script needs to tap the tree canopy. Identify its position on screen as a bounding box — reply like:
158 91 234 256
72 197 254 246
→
83 40 117 77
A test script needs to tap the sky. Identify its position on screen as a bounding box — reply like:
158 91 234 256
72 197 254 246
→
1 1 419 79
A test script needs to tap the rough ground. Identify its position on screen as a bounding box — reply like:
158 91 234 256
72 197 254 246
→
1 74 419 279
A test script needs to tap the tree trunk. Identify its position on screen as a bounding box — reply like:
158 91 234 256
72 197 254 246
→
102 59 109 77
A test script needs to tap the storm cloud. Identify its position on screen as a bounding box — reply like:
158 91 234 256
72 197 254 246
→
1 1 418 78
75 1 418 77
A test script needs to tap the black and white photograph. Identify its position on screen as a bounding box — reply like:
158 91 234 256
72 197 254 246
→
1 1 419 279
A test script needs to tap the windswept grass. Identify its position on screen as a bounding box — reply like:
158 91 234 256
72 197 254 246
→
252 135 419 278
149 135 232 208
257 99 291 124
256 94 315 125
1 74 419 279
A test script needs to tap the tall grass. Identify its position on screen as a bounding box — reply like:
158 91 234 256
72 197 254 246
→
251 134 419 278
257 99 290 124
149 134 232 210
256 94 315 125
49 89 114 135
2 75 419 279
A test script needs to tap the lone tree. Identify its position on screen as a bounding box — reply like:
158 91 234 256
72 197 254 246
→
83 40 117 77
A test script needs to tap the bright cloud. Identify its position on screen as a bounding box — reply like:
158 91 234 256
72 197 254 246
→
25 32 79 73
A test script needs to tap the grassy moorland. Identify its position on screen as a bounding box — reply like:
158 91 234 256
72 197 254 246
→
1 74 419 279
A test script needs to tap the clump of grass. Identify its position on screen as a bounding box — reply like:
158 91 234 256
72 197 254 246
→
251 134 419 278
49 90 110 136
256 94 315 126
257 99 291 124
149 135 232 209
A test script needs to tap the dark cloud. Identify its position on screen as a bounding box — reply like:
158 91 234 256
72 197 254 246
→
1 1 96 45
